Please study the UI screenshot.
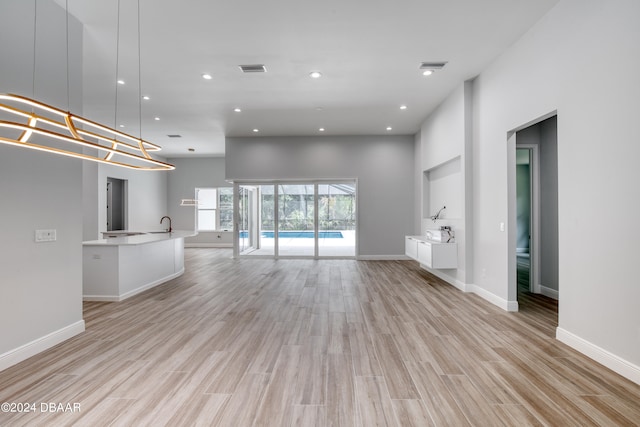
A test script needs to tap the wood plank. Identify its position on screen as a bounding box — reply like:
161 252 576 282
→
354 376 398 427
326 353 356 427
371 333 420 399
405 360 472 427
1 249 639 426
391 399 436 427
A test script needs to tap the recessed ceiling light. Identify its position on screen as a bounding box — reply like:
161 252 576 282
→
400 105 408 110
142 95 150 100
234 108 242 113
117 79 125 85
253 128 259 133
386 126 393 131
422 70 433 76
154 117 160 121
119 124 125 128
319 128 325 132
202 73 212 80
309 71 322 79
188 148 195 152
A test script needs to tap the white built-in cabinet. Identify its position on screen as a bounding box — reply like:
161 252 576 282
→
405 236 457 269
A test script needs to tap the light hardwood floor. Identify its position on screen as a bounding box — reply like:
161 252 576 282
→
1 249 639 426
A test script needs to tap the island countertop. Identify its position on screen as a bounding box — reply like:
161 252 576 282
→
83 230 197 246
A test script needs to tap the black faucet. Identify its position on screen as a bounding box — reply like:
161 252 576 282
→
160 216 172 232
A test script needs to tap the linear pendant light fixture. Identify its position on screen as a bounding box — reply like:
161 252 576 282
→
0 94 174 170
0 0 174 171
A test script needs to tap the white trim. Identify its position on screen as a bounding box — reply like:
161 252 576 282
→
506 299 519 312
539 285 559 300
83 268 184 302
420 264 519 312
81 295 120 302
422 266 468 292
556 328 640 385
468 284 519 312
0 320 85 372
357 255 408 261
185 243 232 248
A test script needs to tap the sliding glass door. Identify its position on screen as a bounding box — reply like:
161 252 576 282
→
238 185 258 255
318 182 356 257
278 184 315 256
235 181 356 258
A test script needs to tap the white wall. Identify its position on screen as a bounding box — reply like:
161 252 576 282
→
466 0 639 378
81 163 169 239
225 135 415 257
416 83 474 286
0 0 85 369
167 157 232 246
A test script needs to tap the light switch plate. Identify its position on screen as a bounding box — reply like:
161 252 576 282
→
35 229 56 242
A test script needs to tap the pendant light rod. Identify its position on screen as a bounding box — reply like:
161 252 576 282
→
32 0 37 102
114 0 121 130
137 0 143 140
65 0 70 111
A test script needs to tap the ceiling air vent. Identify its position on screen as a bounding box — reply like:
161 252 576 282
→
167 134 182 138
419 62 447 71
239 64 267 73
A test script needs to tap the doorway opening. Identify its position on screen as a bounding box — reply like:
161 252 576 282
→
106 177 127 231
516 146 535 295
508 114 559 323
234 180 357 258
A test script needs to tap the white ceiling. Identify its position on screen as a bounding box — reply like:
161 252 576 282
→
61 0 559 157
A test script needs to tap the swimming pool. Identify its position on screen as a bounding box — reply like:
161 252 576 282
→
239 231 344 239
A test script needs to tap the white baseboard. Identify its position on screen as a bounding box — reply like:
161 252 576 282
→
419 265 518 312
469 284 518 312
422 266 467 292
556 327 640 385
539 285 559 300
0 320 85 372
83 268 184 302
82 295 120 302
185 243 232 248
357 255 409 261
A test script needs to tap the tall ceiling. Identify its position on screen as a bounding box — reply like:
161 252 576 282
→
60 0 559 157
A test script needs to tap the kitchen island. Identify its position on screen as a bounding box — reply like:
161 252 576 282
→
83 230 196 301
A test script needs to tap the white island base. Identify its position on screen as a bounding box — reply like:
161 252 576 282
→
83 231 194 301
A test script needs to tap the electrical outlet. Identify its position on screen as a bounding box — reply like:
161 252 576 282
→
35 229 56 242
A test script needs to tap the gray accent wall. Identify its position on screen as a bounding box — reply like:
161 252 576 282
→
225 135 415 257
539 117 558 291
516 163 531 251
